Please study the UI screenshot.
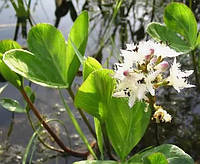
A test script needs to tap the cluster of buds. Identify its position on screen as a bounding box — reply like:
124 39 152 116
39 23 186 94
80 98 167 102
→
113 40 194 123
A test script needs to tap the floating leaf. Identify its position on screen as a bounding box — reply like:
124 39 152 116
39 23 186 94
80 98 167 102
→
0 98 26 113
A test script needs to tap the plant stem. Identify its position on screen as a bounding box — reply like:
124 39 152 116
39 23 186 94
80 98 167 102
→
26 110 65 153
59 90 97 159
20 88 88 157
67 88 97 139
101 122 115 160
191 50 200 90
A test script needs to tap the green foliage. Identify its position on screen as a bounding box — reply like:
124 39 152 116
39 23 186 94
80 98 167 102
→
146 23 190 52
0 40 22 88
3 11 89 88
75 69 115 120
105 99 150 160
83 57 102 81
164 2 197 48
128 144 194 164
147 2 198 52
143 153 168 164
75 69 151 160
66 11 89 86
73 161 118 164
0 98 26 113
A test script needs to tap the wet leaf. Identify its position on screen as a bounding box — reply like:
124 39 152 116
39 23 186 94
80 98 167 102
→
128 144 194 164
164 2 197 48
0 98 26 113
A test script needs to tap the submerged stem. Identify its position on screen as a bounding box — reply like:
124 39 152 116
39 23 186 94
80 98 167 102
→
67 88 97 139
20 88 88 157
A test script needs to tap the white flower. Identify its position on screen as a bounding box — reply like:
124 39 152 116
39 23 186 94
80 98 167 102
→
153 108 172 123
137 40 181 59
167 58 195 92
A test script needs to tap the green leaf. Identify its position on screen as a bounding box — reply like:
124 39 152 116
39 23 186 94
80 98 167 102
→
143 152 168 164
4 49 68 88
73 161 118 164
0 40 22 88
128 144 194 164
66 11 89 86
106 99 151 160
83 57 102 81
146 23 191 52
75 69 151 160
75 69 114 120
164 2 197 48
0 40 21 53
4 12 89 88
0 98 26 113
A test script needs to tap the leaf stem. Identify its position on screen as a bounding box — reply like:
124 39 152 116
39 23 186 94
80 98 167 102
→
20 88 88 157
67 88 97 139
59 89 97 159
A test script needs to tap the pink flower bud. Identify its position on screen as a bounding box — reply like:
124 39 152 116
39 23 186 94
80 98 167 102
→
123 70 129 76
155 61 169 71
160 61 169 71
149 48 154 55
145 49 155 61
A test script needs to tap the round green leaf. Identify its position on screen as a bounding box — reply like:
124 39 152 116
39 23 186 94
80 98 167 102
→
146 23 191 52
4 49 68 88
128 144 194 164
164 2 197 48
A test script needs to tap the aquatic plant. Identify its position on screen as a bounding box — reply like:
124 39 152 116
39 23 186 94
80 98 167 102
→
0 1 199 164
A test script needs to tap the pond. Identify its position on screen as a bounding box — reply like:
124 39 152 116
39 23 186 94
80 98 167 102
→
0 0 200 163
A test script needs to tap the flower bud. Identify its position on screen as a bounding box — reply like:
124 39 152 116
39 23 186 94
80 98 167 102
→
123 70 129 76
155 61 169 72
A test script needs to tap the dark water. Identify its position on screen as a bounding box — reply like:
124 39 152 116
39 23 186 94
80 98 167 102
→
0 0 200 163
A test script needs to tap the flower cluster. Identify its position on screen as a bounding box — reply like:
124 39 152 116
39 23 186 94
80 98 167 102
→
113 40 194 123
